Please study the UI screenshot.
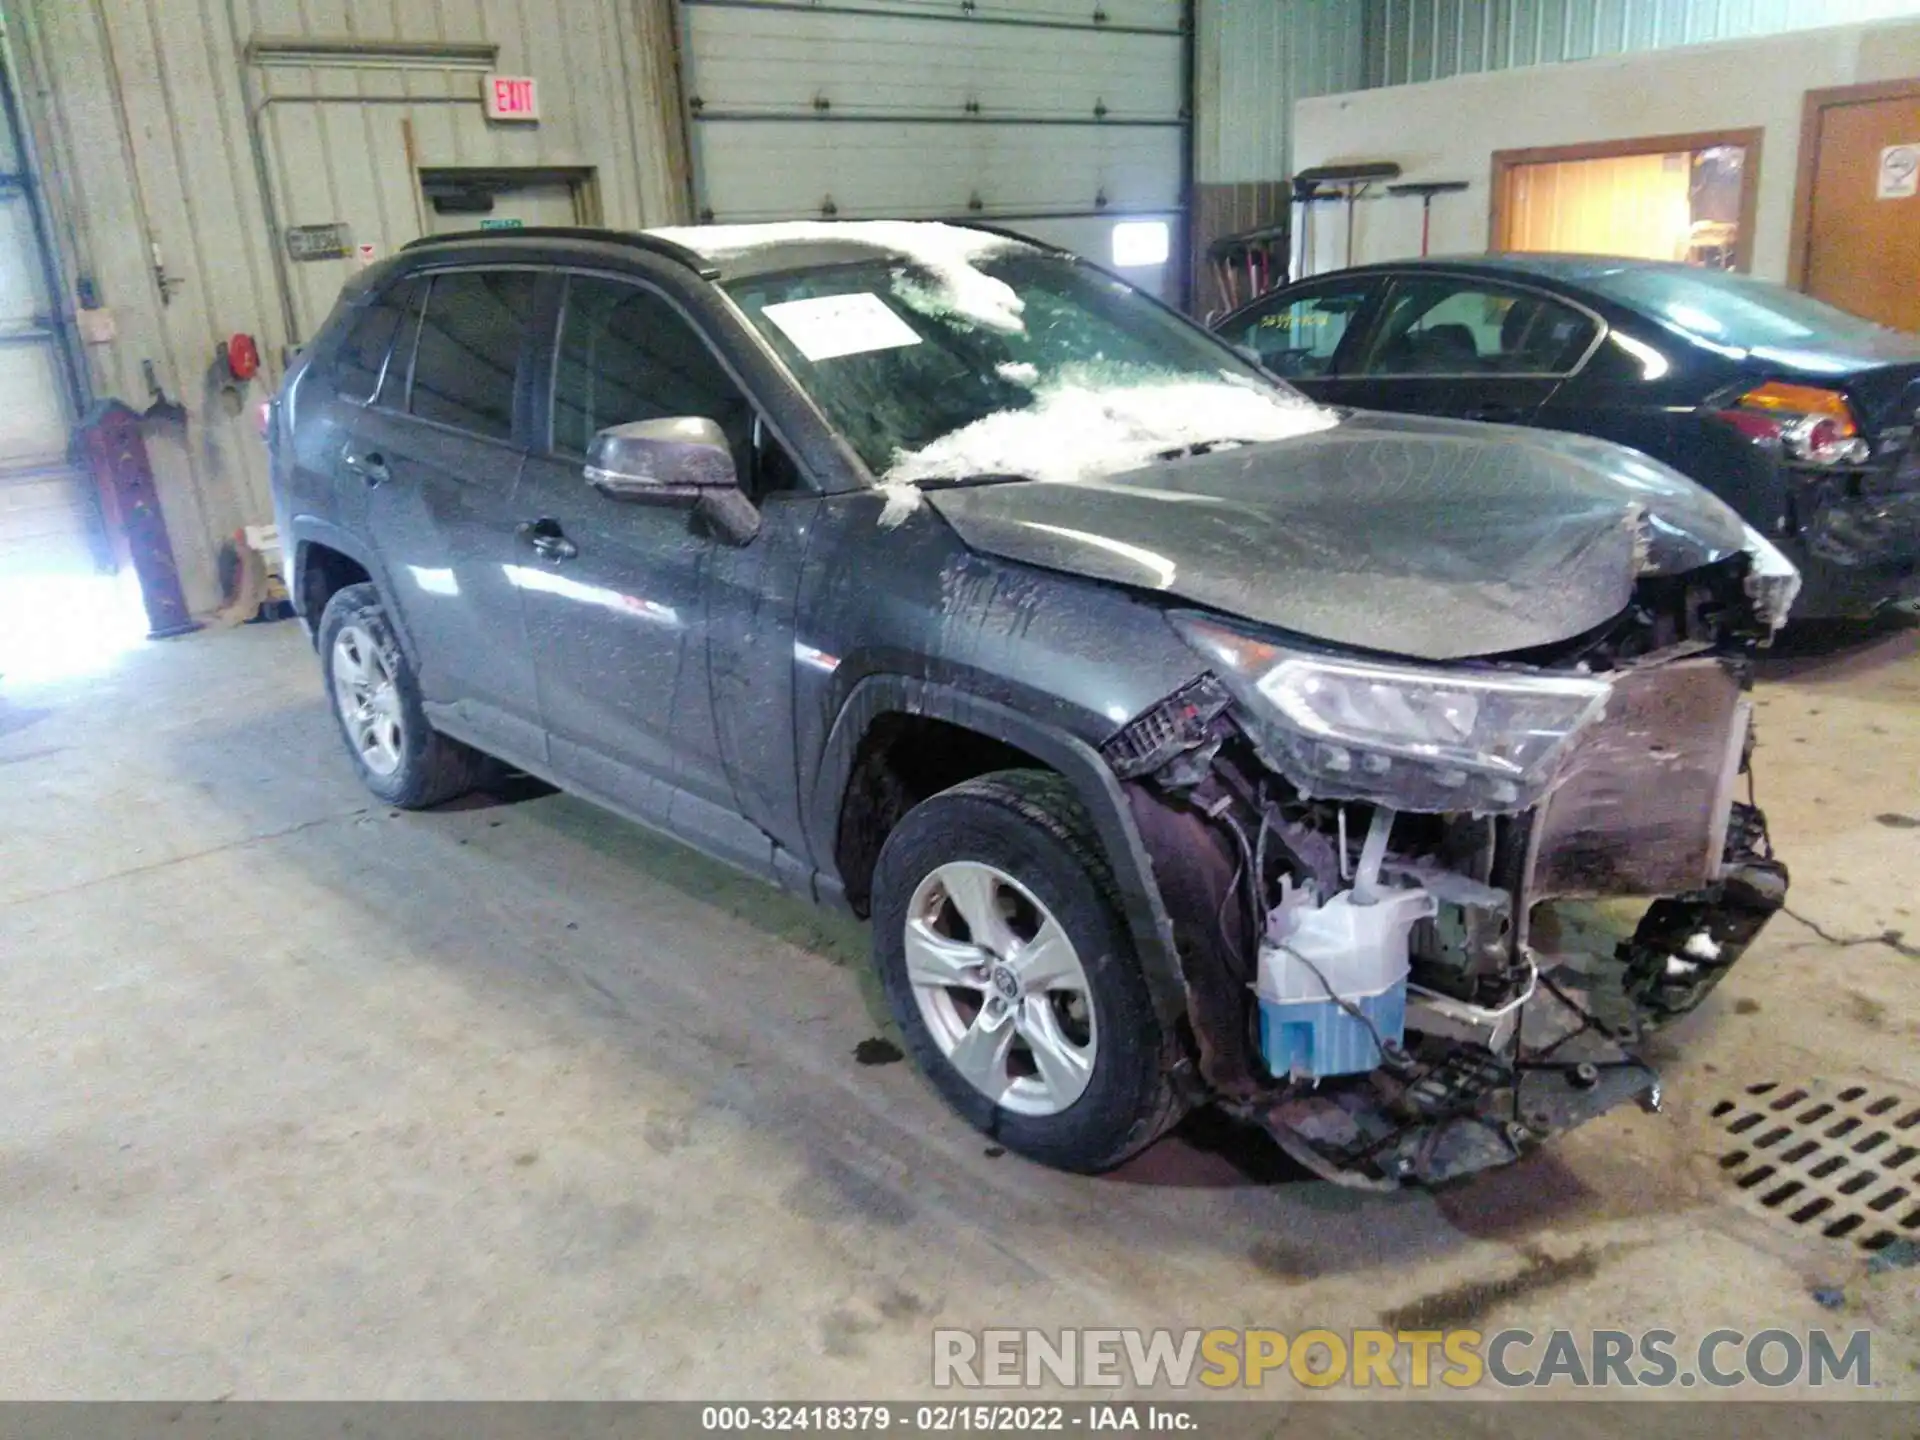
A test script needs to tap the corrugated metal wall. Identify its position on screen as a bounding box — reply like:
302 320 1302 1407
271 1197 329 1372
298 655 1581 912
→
1196 0 1367 183
1365 0 1920 88
1193 0 1920 184
9 0 686 611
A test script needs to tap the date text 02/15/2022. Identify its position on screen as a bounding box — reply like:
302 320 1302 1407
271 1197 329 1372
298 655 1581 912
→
700 1407 1193 1432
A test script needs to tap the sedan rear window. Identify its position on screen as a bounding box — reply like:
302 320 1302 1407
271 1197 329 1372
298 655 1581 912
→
1583 266 1902 355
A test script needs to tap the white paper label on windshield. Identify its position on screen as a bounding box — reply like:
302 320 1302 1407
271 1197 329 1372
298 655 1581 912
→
760 293 923 362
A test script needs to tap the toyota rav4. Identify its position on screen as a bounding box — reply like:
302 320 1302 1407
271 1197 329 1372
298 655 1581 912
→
269 222 1798 1187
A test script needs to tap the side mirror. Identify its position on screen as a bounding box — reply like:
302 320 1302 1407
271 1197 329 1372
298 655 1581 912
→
584 417 759 545
586 417 736 497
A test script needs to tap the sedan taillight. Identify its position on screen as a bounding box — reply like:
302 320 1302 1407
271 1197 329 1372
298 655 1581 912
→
1714 380 1870 466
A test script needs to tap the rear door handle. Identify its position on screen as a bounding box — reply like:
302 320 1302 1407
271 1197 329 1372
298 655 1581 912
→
342 449 392 487
517 518 578 561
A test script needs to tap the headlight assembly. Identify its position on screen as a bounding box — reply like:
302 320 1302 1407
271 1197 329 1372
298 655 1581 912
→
1172 613 1611 812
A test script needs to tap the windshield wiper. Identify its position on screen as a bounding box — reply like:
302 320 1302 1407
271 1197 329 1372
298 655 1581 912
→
911 472 1038 490
1153 439 1255 461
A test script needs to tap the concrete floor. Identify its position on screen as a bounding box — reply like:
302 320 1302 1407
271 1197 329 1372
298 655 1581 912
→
1 618 1917 1401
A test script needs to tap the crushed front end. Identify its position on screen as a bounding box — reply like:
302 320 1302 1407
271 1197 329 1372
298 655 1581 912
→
1108 554 1792 1189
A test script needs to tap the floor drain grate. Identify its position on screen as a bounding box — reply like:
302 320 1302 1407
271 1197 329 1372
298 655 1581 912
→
1713 1080 1920 1250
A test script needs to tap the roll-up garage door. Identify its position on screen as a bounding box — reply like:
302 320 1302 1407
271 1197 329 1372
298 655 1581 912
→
0 43 92 581
679 0 1189 301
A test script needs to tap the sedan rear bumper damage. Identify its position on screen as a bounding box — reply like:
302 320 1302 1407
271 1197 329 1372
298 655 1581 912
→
1784 487 1920 618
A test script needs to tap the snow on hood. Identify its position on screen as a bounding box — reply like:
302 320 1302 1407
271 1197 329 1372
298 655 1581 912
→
649 221 1028 331
882 373 1339 488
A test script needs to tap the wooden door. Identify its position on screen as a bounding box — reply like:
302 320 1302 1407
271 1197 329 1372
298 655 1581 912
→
1792 79 1920 332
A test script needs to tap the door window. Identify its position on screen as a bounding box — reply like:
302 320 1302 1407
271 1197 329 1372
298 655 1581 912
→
1358 278 1597 376
333 277 424 404
408 270 539 440
553 277 756 477
1220 284 1374 379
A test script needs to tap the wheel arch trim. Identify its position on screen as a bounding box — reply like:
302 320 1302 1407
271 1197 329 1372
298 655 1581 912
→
287 517 418 663
809 674 1186 1027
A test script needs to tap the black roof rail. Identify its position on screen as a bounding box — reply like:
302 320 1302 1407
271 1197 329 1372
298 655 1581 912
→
400 226 721 279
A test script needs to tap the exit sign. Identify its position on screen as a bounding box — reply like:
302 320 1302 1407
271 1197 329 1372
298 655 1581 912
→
485 75 540 122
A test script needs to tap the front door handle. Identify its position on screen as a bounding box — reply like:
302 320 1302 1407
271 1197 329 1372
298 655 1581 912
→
518 518 578 561
342 449 392 487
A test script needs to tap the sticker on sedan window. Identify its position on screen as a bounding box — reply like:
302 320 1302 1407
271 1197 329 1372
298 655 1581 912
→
760 293 924 362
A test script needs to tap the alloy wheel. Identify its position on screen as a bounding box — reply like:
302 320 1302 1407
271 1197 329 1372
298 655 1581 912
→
330 624 406 777
903 861 1098 1117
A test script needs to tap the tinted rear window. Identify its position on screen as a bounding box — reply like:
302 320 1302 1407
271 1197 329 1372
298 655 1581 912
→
409 270 539 441
1582 266 1901 354
333 278 423 403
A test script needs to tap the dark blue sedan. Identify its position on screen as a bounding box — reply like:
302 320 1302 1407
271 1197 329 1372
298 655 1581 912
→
1212 255 1920 618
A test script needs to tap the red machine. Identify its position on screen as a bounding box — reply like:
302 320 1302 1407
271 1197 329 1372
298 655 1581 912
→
75 400 199 639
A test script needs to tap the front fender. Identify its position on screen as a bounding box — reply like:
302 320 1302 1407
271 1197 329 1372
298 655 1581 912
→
809 675 1186 1029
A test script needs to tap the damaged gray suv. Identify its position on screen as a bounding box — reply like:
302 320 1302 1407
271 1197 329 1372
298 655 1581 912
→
270 221 1799 1188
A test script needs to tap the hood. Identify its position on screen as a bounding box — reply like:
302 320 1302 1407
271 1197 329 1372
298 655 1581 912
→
925 410 1770 660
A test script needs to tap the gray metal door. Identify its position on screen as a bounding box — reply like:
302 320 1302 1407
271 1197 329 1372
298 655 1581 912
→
0 41 90 580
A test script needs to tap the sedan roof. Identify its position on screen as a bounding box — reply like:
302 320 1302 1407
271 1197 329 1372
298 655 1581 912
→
1322 253 1703 284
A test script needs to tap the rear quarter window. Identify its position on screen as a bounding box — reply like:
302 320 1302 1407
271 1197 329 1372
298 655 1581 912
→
332 278 425 404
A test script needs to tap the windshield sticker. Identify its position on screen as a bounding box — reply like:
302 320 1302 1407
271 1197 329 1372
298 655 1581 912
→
760 293 924 362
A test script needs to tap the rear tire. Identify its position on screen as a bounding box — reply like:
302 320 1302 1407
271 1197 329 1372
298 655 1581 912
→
317 583 491 809
872 769 1184 1172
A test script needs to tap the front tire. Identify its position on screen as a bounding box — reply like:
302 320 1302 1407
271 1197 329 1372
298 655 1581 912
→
871 770 1184 1172
317 583 489 809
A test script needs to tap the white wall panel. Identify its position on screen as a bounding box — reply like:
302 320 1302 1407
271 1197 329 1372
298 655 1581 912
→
1293 16 1920 279
1367 0 1920 87
1195 0 1920 187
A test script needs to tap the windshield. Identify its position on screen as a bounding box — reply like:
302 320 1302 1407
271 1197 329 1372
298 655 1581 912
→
724 247 1332 484
1583 265 1912 357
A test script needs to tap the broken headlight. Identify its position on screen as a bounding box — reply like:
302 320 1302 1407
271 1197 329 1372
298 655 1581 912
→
1172 613 1611 813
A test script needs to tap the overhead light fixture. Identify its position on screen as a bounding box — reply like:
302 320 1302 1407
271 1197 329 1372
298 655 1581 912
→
1111 220 1169 268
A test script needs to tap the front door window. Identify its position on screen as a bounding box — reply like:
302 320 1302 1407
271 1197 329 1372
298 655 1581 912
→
1356 280 1597 377
1221 285 1375 379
